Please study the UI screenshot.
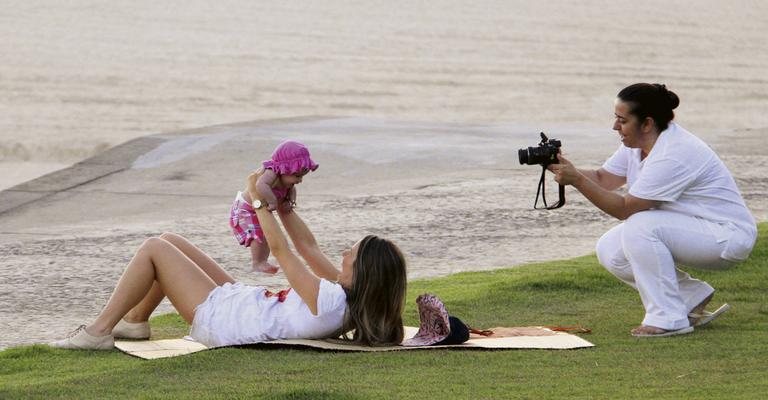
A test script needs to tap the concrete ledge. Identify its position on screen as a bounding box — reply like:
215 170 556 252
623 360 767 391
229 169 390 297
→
0 136 167 216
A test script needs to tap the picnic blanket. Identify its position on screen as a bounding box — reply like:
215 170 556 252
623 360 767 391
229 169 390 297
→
115 326 594 359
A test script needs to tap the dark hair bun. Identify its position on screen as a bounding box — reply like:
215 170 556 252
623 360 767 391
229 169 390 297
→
618 83 679 131
655 83 680 110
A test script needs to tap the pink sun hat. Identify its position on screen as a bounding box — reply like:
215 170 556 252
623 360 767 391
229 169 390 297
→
262 140 319 175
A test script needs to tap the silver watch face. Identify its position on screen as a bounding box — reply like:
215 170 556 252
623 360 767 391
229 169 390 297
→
252 199 263 209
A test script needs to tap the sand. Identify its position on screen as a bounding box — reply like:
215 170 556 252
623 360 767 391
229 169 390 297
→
1 1 767 349
3 1 768 191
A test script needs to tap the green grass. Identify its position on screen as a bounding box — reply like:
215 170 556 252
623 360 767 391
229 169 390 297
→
2 224 767 399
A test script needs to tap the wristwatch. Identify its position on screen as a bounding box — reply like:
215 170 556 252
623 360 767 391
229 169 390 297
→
252 199 265 210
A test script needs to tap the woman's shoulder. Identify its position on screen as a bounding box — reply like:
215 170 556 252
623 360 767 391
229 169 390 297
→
660 123 713 156
316 279 347 314
319 278 346 295
664 123 704 144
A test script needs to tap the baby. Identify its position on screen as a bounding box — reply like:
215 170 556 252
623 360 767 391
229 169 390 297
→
229 140 318 273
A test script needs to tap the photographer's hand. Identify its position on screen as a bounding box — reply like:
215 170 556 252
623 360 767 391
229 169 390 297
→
552 154 657 220
550 155 583 187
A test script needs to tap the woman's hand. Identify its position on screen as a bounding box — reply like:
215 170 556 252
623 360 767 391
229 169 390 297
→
279 186 297 213
247 171 264 203
550 154 583 187
279 199 295 213
550 154 657 220
248 169 279 211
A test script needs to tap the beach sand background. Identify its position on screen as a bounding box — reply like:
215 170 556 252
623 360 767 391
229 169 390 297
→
1 1 767 349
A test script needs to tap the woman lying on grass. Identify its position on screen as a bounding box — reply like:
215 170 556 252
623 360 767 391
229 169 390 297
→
50 171 408 350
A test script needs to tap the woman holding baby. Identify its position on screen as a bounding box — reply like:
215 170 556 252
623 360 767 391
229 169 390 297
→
50 147 407 350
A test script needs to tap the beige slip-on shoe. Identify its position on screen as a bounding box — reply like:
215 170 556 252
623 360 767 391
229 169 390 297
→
113 319 151 340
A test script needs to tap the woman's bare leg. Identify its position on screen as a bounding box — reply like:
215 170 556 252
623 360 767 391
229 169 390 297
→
87 237 218 336
121 282 165 323
159 232 236 285
122 232 236 323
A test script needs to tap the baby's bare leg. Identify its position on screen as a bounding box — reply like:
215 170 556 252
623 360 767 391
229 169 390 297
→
250 239 278 274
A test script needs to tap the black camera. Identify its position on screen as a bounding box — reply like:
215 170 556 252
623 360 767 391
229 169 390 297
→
518 132 565 210
518 132 562 166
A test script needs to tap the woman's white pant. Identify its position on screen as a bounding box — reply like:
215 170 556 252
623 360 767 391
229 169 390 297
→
596 210 736 330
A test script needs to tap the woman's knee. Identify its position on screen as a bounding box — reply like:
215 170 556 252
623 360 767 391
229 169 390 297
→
159 232 181 242
595 238 613 268
140 236 172 253
596 225 624 268
622 212 658 240
620 212 664 254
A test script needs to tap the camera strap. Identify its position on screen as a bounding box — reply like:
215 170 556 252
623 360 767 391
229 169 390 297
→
534 166 565 210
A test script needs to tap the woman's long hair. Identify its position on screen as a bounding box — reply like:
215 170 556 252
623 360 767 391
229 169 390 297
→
342 235 407 346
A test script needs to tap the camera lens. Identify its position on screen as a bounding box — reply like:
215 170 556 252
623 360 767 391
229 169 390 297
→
519 135 561 166
518 148 529 165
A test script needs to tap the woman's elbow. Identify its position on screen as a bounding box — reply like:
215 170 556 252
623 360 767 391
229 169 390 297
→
292 239 319 256
613 209 630 220
612 207 636 221
292 241 309 254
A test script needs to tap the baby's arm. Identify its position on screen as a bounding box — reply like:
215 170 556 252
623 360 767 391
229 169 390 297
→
248 169 280 211
281 186 297 213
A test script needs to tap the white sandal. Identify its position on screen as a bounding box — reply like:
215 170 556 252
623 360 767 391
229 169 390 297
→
689 303 731 327
631 325 694 338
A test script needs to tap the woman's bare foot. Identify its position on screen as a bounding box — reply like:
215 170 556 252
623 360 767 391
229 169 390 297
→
689 292 714 325
631 325 666 335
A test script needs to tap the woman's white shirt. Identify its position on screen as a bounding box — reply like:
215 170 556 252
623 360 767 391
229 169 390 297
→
190 278 348 347
601 122 757 260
